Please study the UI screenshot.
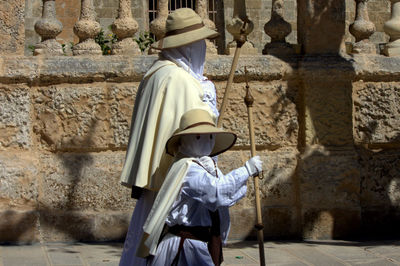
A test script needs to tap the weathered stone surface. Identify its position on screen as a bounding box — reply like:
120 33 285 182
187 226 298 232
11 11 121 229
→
0 152 39 209
0 210 39 243
39 152 134 211
354 82 400 144
301 56 354 146
359 149 400 208
219 148 298 207
33 83 138 150
33 84 112 150
302 208 361 239
220 149 298 239
205 55 296 81
0 0 25 55
108 83 137 148
1 55 400 85
299 146 360 209
0 86 31 149
215 80 298 148
230 207 297 240
39 210 131 242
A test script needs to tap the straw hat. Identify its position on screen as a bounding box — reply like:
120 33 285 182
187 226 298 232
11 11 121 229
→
166 109 237 157
153 8 219 50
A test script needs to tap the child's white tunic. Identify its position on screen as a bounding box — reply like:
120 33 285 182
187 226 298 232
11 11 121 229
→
148 161 249 266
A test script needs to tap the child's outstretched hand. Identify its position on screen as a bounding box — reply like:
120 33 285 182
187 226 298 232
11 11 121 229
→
245 156 263 177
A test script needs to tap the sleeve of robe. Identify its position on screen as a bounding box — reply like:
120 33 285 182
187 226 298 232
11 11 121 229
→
119 60 214 191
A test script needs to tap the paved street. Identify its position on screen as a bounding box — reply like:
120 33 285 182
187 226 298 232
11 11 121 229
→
0 240 399 266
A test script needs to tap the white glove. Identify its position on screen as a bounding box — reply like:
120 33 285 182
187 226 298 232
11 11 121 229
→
198 156 217 176
245 156 263 177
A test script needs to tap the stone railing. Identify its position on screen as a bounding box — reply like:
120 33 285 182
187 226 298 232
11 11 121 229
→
28 0 400 57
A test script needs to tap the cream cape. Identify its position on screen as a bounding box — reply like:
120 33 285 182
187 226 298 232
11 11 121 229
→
119 59 212 190
136 157 193 257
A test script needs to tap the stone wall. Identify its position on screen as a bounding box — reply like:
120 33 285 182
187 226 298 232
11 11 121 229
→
2 0 400 244
1 53 400 243
24 0 390 55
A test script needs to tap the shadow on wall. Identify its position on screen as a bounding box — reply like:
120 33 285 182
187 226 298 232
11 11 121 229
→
0 119 130 243
357 137 400 239
258 0 399 240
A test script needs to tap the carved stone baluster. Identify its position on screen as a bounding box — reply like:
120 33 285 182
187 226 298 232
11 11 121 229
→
225 0 257 55
34 0 63 56
196 0 217 54
349 0 376 54
111 0 140 55
150 0 168 42
263 0 293 55
384 0 400 56
73 0 102 55
148 0 168 53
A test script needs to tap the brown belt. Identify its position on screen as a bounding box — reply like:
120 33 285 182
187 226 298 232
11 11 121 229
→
168 217 223 266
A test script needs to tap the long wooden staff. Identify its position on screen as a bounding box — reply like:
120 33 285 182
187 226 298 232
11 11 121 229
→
217 20 248 128
244 67 266 266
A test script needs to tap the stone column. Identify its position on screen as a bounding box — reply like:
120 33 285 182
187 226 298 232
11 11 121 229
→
111 0 140 55
383 0 400 56
34 0 63 56
297 0 346 54
225 0 257 55
349 0 376 54
148 0 168 53
263 0 293 55
149 0 168 41
196 0 217 54
72 0 102 56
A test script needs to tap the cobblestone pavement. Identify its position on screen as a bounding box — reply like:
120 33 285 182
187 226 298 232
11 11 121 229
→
1 240 399 266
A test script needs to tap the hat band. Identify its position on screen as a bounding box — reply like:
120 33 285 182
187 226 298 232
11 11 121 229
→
183 121 215 131
165 22 205 37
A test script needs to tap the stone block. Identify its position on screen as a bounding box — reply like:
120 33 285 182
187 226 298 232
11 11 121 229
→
354 82 400 145
33 84 112 150
0 0 25 55
108 83 137 148
302 208 361 239
0 152 39 208
299 146 360 209
229 206 297 240
229 207 255 240
219 148 298 207
0 86 31 149
39 210 131 242
39 152 134 211
301 57 354 146
359 149 400 208
214 80 298 148
0 210 39 243
0 57 40 83
32 82 138 150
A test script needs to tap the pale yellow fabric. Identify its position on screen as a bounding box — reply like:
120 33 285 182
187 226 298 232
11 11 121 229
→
119 59 212 191
136 158 193 257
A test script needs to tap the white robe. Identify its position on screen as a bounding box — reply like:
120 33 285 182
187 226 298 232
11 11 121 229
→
120 40 218 266
119 59 212 191
148 159 249 266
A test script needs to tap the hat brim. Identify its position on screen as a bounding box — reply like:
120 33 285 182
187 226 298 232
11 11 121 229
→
166 124 237 157
152 26 219 50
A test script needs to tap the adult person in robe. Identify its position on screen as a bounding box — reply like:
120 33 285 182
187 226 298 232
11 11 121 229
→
119 8 220 266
